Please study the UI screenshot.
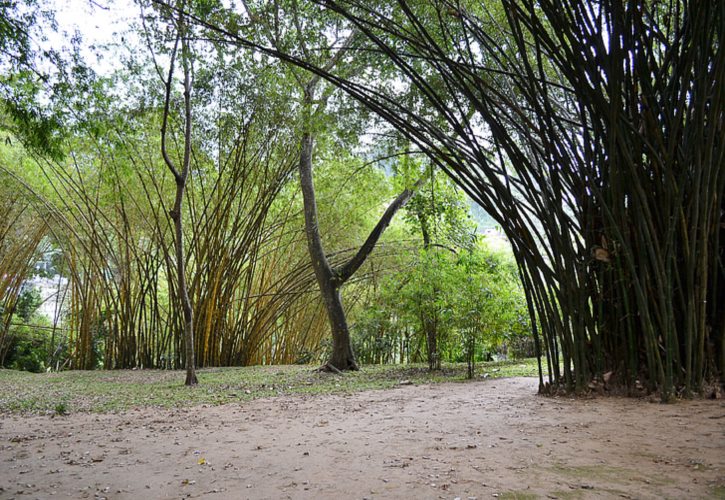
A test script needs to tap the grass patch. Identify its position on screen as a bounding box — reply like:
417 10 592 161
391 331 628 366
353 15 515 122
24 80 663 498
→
548 488 634 499
0 358 538 414
710 484 725 499
549 463 675 492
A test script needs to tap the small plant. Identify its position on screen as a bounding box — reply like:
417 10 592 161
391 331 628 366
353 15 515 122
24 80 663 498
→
54 401 68 416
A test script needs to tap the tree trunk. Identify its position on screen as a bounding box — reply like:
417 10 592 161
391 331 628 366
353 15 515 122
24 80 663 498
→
297 97 420 371
424 313 439 371
324 287 358 371
170 189 198 385
466 333 475 379
298 127 359 371
160 21 197 386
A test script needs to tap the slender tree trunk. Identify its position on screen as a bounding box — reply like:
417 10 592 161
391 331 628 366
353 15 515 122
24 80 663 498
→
159 18 197 385
170 186 197 385
471 338 475 378
416 205 439 371
424 312 439 370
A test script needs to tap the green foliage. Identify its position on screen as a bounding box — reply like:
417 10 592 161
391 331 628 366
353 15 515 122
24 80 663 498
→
351 158 531 373
314 153 395 250
350 310 397 365
0 1 61 157
4 322 52 373
15 286 41 321
398 156 476 249
352 241 531 372
2 289 65 374
53 400 68 416
0 0 104 160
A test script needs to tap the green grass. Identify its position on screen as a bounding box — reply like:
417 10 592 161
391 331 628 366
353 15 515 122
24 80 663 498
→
548 463 675 497
710 484 725 499
0 358 538 414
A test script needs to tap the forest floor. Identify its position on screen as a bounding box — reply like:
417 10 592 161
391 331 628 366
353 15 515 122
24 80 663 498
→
1 374 724 500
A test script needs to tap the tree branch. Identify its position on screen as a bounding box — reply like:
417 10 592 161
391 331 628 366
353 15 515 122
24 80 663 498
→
335 178 423 285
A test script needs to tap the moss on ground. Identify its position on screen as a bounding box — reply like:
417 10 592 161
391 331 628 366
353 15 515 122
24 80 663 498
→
547 463 676 498
710 484 725 499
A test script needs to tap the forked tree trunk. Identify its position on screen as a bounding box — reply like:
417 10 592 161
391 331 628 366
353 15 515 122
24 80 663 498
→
298 111 420 371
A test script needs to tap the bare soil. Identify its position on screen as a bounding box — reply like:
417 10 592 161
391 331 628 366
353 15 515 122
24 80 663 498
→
1 377 723 499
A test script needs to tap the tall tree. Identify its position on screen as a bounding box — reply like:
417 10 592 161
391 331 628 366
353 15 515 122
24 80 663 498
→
238 0 420 371
0 0 98 159
399 156 476 369
157 6 197 385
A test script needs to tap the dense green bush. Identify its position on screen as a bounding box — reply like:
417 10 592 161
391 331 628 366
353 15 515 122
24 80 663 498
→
1 287 67 372
352 241 531 372
6 325 50 372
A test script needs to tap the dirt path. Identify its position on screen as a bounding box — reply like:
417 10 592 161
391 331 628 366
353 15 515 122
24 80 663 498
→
1 377 723 499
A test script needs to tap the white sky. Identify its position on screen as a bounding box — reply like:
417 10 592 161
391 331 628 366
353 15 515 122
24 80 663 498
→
45 0 137 75
52 0 133 40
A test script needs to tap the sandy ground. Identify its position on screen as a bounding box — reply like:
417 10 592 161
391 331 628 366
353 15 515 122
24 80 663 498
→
0 377 723 500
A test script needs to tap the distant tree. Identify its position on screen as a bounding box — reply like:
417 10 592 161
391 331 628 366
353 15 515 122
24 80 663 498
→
15 287 41 322
398 157 476 369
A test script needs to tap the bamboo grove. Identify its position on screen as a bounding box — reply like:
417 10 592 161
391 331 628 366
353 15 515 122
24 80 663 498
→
254 0 722 396
0 114 332 369
0 48 462 372
178 0 724 395
0 1 418 371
